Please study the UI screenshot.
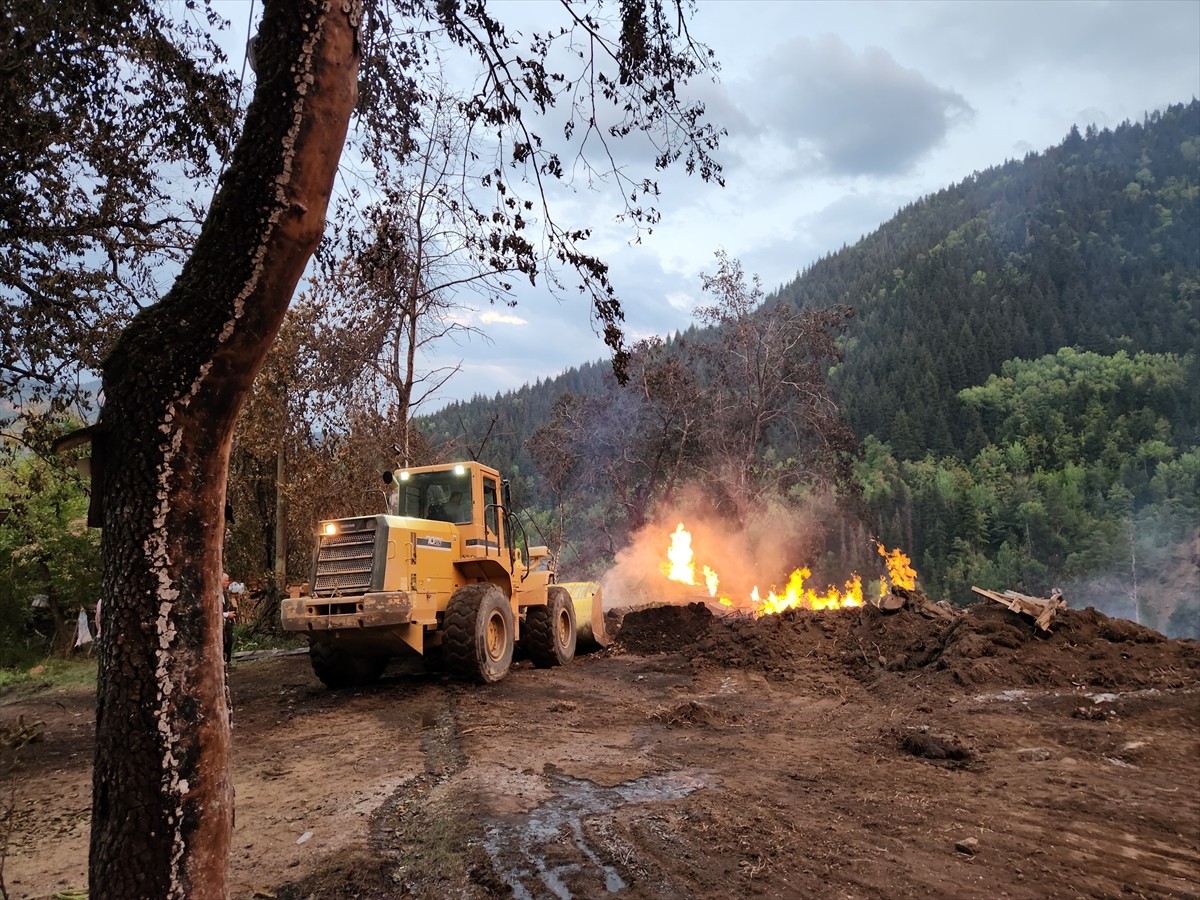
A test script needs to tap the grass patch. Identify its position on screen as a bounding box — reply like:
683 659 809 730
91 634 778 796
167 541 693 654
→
0 632 306 700
232 626 307 654
396 806 474 883
0 654 97 701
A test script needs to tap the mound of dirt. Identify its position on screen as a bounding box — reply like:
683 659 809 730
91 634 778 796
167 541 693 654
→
896 729 973 762
612 597 1200 692
611 602 714 654
853 601 1200 691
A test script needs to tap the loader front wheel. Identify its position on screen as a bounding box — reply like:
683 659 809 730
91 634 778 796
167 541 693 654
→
443 584 514 683
524 586 576 668
309 640 388 689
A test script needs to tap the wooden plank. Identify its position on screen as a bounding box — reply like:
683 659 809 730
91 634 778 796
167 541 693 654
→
971 586 1007 604
971 585 1066 632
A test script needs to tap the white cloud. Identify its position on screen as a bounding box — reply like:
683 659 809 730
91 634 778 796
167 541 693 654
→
740 35 975 177
665 291 697 313
478 310 528 326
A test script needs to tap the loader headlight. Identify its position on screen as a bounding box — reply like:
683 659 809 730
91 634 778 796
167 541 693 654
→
322 522 338 536
454 464 466 475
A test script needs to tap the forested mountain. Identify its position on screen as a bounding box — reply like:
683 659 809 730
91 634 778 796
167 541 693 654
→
783 100 1199 460
417 100 1199 636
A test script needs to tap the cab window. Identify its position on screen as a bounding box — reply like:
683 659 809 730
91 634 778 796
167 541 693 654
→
483 477 500 541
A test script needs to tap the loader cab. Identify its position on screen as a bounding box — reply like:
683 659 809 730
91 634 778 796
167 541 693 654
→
385 461 508 554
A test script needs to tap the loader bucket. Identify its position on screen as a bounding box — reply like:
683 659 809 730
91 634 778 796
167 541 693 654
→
557 581 610 650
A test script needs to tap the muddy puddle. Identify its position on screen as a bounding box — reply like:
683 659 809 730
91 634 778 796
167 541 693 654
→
482 769 712 899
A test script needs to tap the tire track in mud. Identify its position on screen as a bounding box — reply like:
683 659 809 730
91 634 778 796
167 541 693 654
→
417 699 468 776
364 688 505 897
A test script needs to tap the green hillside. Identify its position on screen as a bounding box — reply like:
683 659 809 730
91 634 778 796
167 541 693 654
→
783 100 1199 460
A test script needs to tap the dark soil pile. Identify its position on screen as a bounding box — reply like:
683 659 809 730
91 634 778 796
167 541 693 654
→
611 602 715 654
853 601 1200 691
613 597 1200 692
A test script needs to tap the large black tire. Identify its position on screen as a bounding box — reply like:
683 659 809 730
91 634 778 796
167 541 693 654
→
443 584 514 683
524 586 577 668
309 640 388 689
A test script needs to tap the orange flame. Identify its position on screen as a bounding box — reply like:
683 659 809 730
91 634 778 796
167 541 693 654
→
754 569 863 614
877 543 916 592
661 524 895 616
663 524 697 584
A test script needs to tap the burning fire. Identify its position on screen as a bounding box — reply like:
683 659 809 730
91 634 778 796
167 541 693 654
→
660 523 917 617
877 541 916 593
664 524 697 583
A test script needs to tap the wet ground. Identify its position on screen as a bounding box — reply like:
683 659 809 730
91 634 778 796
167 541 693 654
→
3 600 1199 899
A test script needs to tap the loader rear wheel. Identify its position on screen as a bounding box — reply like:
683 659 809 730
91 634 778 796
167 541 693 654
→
309 641 388 689
524 586 576 668
443 584 514 683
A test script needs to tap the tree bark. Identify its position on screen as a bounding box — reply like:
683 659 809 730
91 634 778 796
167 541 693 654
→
88 2 359 897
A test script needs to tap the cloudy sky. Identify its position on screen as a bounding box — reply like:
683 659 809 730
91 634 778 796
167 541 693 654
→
219 0 1200 411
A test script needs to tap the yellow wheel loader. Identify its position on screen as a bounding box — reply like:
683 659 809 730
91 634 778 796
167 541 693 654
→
280 460 607 687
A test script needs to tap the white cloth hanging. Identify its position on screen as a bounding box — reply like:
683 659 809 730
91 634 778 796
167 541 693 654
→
74 608 94 647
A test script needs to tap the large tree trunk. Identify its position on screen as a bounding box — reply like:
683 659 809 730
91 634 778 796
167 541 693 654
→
88 3 358 897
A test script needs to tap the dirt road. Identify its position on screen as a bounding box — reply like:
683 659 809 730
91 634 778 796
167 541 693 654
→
4 601 1199 899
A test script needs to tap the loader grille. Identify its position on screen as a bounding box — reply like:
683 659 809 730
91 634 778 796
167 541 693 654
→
313 522 378 595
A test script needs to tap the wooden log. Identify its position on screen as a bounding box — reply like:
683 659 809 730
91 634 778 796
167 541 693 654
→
917 598 960 621
971 586 1066 632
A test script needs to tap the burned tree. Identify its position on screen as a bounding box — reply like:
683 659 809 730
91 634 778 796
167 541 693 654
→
86 3 359 896
691 251 858 520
